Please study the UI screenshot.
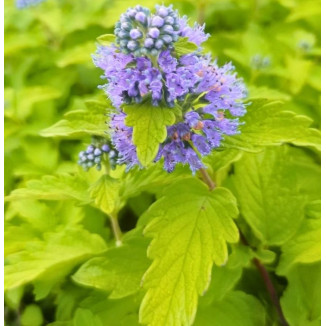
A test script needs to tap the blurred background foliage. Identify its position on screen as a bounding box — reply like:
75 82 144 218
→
4 0 320 325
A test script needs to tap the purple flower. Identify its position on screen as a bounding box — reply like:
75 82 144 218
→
94 6 247 174
109 113 139 170
179 16 210 46
154 124 204 173
16 0 45 8
158 50 177 73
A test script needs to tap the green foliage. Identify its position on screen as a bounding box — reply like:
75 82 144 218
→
73 237 150 299
90 175 121 215
21 304 44 326
5 174 90 203
231 146 307 245
222 99 320 152
124 102 176 166
5 227 107 290
73 308 103 326
40 101 109 139
96 34 116 46
277 201 321 274
280 263 321 326
194 291 266 326
4 0 321 325
139 179 239 326
174 37 199 56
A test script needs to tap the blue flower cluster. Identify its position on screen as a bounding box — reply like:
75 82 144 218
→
16 0 46 9
115 5 180 57
94 5 247 173
78 143 118 171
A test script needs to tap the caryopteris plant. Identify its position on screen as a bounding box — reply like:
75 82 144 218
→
4 2 321 326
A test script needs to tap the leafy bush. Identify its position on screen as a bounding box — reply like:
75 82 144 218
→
4 0 320 325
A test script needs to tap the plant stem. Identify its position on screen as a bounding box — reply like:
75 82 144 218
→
198 169 289 326
199 168 216 190
109 213 122 247
253 257 289 326
239 232 288 326
197 1 206 25
100 160 122 246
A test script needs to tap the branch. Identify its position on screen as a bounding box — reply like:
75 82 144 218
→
199 168 216 190
253 257 289 326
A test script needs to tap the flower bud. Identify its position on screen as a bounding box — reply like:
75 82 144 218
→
148 28 160 39
101 144 110 152
155 39 164 49
162 35 173 44
156 6 169 17
121 22 131 30
144 38 154 48
164 16 174 25
127 9 137 18
127 40 139 51
94 148 102 156
130 28 142 39
162 25 174 34
150 48 159 56
135 11 146 23
151 16 164 27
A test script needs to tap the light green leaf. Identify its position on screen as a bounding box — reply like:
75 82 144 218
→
73 237 150 299
73 308 103 326
90 175 121 215
174 37 198 56
199 243 254 307
4 224 38 256
277 201 321 275
194 291 266 326
281 263 321 326
119 162 189 200
40 101 108 138
222 99 321 151
5 286 24 310
305 200 321 219
78 293 142 326
231 146 306 245
96 34 115 46
285 56 312 94
124 102 176 166
5 174 90 204
4 227 107 290
57 42 95 67
139 178 239 326
204 149 243 186
21 304 43 326
253 248 276 264
5 86 62 120
199 266 242 306
248 85 291 101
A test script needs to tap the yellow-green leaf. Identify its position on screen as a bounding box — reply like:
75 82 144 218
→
90 175 121 216
124 102 176 166
140 178 239 326
96 34 116 46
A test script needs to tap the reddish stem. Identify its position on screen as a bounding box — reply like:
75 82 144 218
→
200 169 289 326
